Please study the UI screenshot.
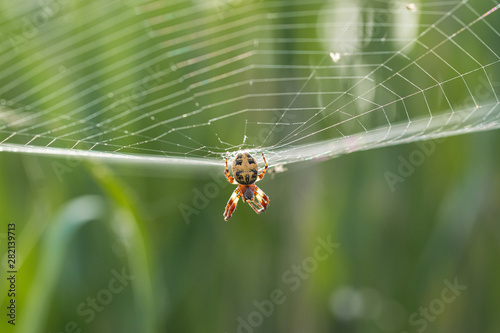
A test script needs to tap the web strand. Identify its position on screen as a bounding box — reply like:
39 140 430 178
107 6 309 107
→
0 0 499 167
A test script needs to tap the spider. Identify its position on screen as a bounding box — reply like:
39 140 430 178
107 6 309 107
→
223 152 269 221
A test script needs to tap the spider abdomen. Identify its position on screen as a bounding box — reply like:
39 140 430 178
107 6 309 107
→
232 153 258 185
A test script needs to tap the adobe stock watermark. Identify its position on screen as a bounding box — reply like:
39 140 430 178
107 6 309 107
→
384 138 444 192
51 64 170 182
52 154 85 182
4 0 72 53
385 75 500 192
245 109 298 147
108 64 171 115
383 107 471 191
212 0 264 19
231 235 340 333
49 266 135 333
179 168 230 224
51 124 110 182
400 277 467 333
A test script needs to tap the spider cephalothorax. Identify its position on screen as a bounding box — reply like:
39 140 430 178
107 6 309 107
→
223 153 269 221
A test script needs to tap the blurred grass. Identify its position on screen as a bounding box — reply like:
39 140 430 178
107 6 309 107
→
19 195 110 333
1 128 499 333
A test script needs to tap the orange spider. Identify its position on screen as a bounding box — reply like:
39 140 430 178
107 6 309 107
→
223 152 269 221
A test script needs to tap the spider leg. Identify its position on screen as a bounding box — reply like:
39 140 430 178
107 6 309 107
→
247 185 269 214
225 158 238 184
254 185 269 210
247 199 264 214
223 187 242 221
257 153 268 181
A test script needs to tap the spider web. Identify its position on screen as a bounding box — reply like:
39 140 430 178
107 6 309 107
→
0 0 499 168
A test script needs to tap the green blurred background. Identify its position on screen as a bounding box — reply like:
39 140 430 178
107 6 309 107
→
1 0 500 333
1 129 500 333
